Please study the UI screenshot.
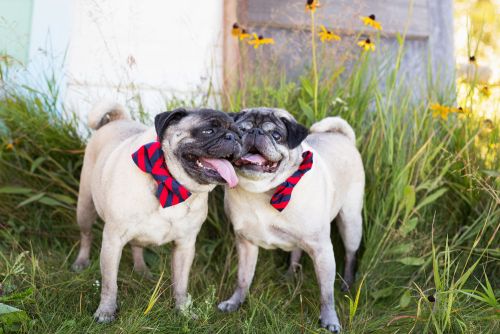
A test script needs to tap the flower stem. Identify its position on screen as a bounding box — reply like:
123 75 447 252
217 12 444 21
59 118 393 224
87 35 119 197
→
310 10 318 119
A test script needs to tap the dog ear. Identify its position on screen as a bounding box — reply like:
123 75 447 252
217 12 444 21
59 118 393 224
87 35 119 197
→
155 108 188 140
228 111 247 123
281 117 309 149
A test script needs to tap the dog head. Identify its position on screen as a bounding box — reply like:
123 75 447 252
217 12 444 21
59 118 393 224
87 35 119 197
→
231 107 309 192
155 108 242 192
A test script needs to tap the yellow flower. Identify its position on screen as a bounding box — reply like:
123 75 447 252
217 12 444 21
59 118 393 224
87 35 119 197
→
239 29 251 41
5 142 14 150
430 103 452 120
318 25 341 43
455 106 471 119
479 85 491 98
358 38 375 51
360 14 382 30
247 34 275 49
231 23 251 41
305 0 321 12
231 23 241 37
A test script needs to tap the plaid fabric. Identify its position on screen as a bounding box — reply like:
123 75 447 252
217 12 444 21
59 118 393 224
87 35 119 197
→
270 151 313 211
132 141 191 208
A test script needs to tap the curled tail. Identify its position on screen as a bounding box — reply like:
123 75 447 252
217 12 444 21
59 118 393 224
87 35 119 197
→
310 116 356 144
87 101 130 130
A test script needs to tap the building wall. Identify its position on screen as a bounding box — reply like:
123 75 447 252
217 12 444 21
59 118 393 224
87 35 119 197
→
64 0 224 120
0 0 35 64
231 0 455 95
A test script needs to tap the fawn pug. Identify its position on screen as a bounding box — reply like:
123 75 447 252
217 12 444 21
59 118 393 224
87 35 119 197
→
219 107 364 333
72 102 241 322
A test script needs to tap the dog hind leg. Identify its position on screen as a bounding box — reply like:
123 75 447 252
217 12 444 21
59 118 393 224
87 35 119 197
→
72 161 97 272
286 248 303 276
131 245 152 279
337 186 363 291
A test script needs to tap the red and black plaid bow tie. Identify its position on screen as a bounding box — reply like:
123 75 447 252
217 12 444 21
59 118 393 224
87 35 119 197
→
270 151 313 211
132 141 191 208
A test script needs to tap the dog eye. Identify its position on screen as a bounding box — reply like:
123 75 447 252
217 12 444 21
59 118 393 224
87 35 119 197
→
271 131 282 140
202 128 215 135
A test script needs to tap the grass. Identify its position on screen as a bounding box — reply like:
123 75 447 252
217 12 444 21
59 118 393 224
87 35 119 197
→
1 14 499 334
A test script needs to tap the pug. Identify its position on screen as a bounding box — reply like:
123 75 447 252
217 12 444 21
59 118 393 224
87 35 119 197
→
218 108 364 333
72 102 241 322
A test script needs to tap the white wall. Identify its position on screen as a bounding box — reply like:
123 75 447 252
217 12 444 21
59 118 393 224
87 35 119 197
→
64 0 224 119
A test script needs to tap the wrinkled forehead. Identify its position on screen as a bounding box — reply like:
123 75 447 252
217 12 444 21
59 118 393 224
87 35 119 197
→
176 109 234 130
238 107 294 130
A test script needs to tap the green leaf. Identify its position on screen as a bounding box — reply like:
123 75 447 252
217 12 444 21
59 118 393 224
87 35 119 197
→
371 287 394 300
16 193 45 208
38 197 64 207
0 288 33 303
481 169 500 178
30 157 46 173
48 193 75 205
387 243 413 255
397 257 425 266
0 303 28 326
298 98 314 123
400 218 418 236
300 78 314 97
0 187 32 195
415 188 447 211
399 290 412 308
403 185 415 217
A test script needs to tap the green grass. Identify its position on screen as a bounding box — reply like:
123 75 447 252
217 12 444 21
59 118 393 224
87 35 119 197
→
1 33 499 333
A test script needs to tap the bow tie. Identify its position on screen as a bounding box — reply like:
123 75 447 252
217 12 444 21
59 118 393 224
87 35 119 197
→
132 141 191 208
270 151 313 211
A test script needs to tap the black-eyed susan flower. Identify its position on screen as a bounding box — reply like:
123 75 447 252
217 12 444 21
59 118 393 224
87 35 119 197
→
479 85 491 98
231 23 241 37
231 23 252 41
247 34 274 49
430 103 452 120
360 14 382 30
318 25 341 43
306 0 321 12
469 55 476 64
454 106 471 119
238 29 251 41
358 38 375 51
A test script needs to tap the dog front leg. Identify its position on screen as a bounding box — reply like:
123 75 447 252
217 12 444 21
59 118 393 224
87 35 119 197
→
218 237 259 312
94 229 125 323
172 238 196 310
308 241 341 333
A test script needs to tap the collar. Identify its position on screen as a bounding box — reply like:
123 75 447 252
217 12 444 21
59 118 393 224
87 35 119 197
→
270 151 313 211
131 140 191 207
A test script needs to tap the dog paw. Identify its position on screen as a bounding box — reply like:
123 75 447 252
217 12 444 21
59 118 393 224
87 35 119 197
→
322 323 341 333
133 266 153 280
71 259 90 272
320 309 341 333
93 306 116 323
217 300 240 313
340 281 350 292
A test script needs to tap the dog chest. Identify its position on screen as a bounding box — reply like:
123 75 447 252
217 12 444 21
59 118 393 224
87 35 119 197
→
228 194 300 251
127 194 208 246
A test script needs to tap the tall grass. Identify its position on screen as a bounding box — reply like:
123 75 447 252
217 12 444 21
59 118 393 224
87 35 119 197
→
1 20 499 334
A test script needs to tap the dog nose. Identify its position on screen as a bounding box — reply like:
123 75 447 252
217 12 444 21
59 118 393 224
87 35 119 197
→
225 132 236 141
249 128 264 135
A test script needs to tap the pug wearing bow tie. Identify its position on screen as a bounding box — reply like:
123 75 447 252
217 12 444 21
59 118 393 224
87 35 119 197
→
218 108 365 333
72 102 242 322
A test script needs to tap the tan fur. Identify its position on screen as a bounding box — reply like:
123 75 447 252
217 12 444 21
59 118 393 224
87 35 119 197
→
219 112 365 333
73 103 225 323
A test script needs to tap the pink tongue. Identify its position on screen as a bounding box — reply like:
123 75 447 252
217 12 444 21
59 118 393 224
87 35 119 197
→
242 154 267 164
200 158 239 188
